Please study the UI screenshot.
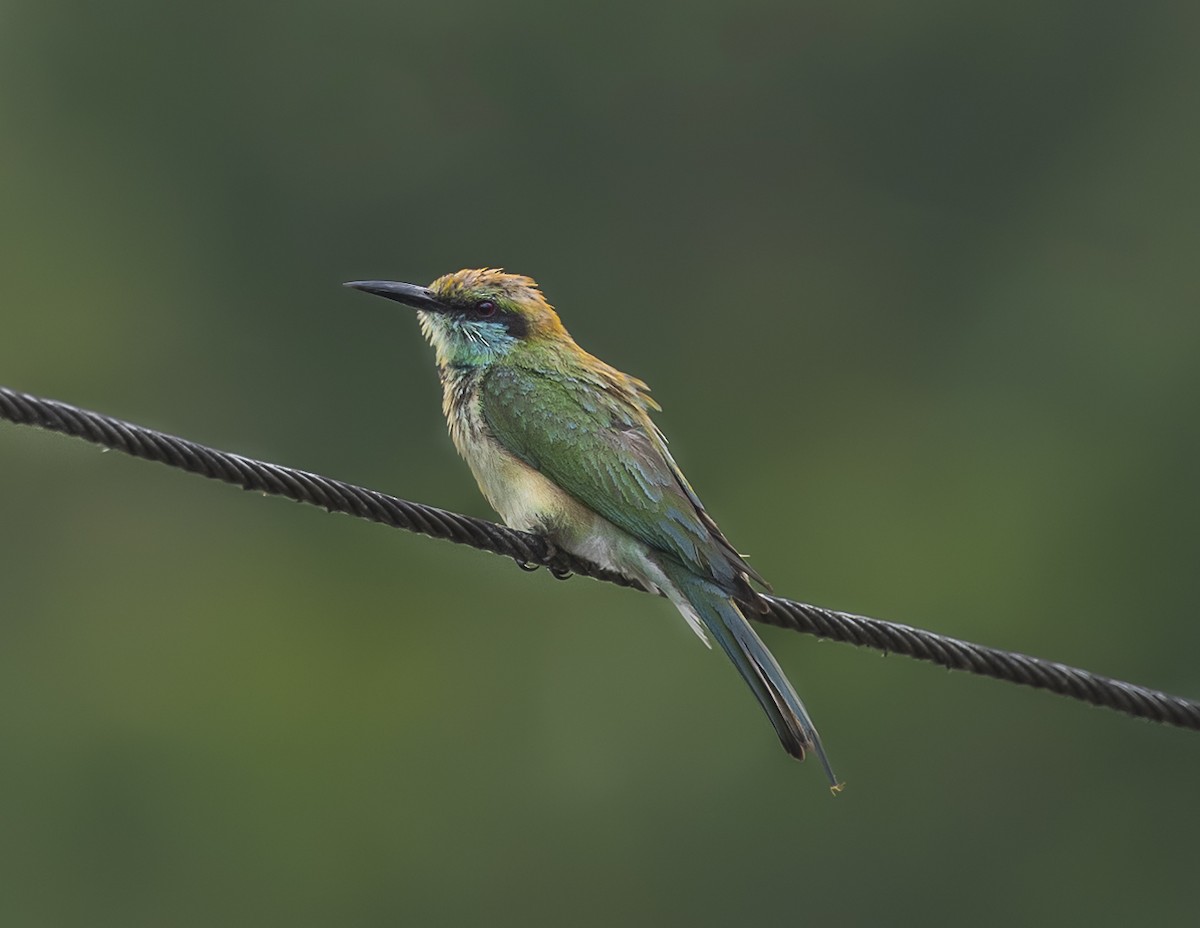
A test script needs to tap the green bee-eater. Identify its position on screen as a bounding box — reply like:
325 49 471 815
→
346 268 837 787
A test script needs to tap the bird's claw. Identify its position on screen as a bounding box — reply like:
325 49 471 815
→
541 541 575 581
513 541 573 580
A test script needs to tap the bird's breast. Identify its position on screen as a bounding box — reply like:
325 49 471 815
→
438 365 588 536
435 365 664 591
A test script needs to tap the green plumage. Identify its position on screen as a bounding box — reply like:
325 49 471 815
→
346 268 838 789
480 361 836 782
480 363 764 600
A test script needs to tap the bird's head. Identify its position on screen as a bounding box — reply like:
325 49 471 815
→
345 268 569 367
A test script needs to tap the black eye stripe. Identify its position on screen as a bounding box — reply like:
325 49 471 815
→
502 314 528 338
455 297 526 338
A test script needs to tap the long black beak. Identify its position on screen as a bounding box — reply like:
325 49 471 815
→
343 279 446 312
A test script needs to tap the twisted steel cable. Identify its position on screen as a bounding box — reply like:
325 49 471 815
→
2 384 1197 732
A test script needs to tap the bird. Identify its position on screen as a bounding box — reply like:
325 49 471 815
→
345 268 838 788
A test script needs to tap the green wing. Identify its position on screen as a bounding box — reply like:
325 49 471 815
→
479 364 762 593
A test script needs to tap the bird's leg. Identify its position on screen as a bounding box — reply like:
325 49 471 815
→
510 537 575 580
542 539 575 580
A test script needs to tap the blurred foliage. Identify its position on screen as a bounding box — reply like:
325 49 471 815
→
1 1 1198 925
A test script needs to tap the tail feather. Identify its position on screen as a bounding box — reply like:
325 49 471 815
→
662 563 840 789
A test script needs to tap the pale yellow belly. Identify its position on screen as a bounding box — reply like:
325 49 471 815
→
444 385 590 535
469 436 590 535
441 374 668 598
446 397 722 647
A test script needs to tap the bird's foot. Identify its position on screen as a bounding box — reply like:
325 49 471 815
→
543 540 575 580
511 540 574 581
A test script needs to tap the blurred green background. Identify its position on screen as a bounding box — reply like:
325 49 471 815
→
2 1 1198 925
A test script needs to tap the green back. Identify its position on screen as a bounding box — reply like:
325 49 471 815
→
479 363 758 592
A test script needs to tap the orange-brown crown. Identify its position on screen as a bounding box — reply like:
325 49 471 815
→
428 268 567 339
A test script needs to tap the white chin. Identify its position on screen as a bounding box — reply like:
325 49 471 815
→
417 311 455 361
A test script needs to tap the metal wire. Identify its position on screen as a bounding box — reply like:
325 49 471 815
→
2 384 1197 733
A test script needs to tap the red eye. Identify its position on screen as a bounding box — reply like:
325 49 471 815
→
475 300 496 317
